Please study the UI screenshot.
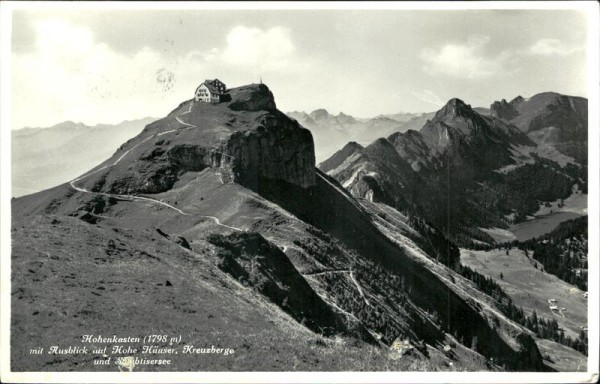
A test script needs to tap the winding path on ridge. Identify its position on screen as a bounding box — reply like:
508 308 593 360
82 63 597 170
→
69 101 243 232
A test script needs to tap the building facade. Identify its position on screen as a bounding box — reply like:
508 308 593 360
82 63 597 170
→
194 79 227 103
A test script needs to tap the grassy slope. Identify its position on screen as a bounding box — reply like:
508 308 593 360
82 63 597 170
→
536 339 587 372
460 248 587 370
11 202 430 372
13 168 492 372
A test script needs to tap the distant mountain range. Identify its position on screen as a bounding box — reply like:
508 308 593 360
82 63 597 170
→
286 109 431 161
287 107 492 162
12 117 156 197
321 92 587 246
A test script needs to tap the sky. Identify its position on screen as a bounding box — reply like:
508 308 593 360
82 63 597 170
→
8 5 591 129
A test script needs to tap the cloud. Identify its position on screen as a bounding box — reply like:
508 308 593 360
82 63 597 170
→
420 35 507 79
529 38 579 56
11 20 305 129
221 26 295 70
12 19 194 129
411 89 444 107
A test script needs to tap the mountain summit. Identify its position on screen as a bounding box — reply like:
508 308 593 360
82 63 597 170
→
77 84 316 195
393 97 533 173
433 98 473 119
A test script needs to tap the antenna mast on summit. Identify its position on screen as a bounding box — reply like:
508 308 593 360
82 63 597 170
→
260 77 262 84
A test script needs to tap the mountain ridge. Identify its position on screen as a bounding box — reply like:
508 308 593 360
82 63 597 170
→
322 92 587 245
77 84 315 195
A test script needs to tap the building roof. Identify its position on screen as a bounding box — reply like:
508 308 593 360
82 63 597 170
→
202 82 221 94
201 79 225 94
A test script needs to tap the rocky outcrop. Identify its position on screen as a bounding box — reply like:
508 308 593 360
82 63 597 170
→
224 111 316 189
228 84 277 112
491 98 519 120
207 232 374 342
320 138 416 210
519 94 586 138
425 98 532 146
491 92 587 137
320 97 544 245
80 84 316 194
433 98 473 120
490 92 588 162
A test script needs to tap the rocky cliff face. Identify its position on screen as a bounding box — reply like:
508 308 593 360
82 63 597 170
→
227 84 277 112
224 110 315 189
79 84 316 194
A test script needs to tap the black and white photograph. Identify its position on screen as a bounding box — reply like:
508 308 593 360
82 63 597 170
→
1 1 598 383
